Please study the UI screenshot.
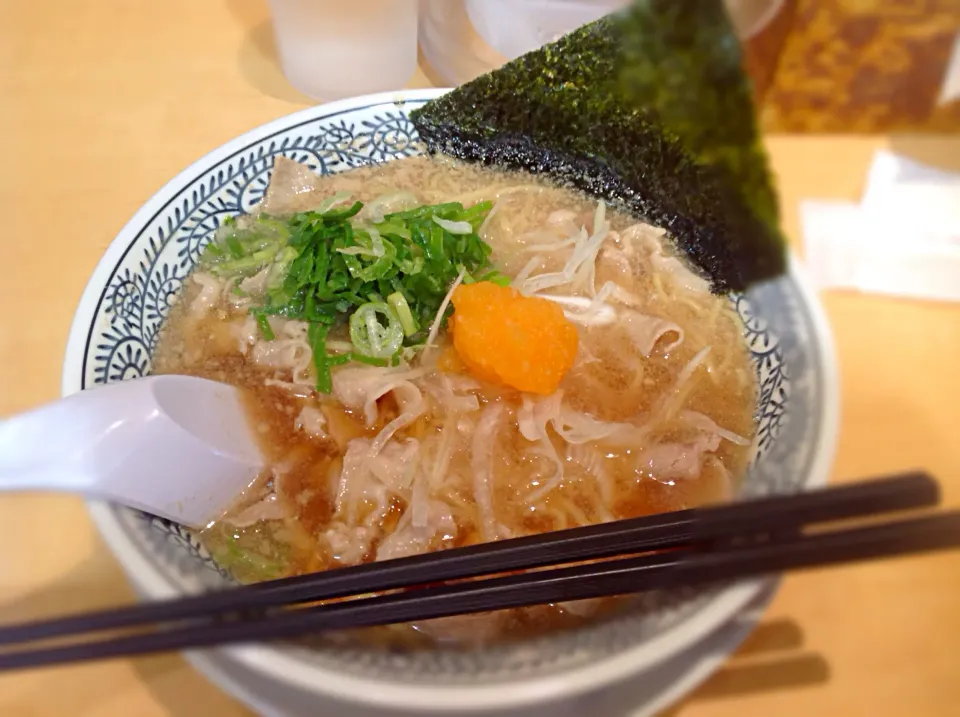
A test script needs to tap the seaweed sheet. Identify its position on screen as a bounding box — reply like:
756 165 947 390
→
410 0 785 293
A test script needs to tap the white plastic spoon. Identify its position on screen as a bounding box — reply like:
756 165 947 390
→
0 376 264 528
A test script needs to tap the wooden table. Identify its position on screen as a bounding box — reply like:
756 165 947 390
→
2 1 958 715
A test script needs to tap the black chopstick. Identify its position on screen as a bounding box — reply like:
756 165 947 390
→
0 471 938 648
0 471 936 647
0 509 957 672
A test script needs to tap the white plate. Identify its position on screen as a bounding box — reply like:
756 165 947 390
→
182 581 779 717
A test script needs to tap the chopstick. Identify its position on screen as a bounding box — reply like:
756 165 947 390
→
0 471 954 672
0 471 936 647
2 509 958 672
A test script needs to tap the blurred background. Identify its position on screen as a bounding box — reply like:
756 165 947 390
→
245 0 960 133
1 1 958 716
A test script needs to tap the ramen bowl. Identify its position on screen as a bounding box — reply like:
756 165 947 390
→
63 89 838 714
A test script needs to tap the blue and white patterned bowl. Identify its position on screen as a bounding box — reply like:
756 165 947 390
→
62 90 838 713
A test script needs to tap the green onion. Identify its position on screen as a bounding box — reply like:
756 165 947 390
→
313 191 351 214
308 323 332 393
349 302 404 359
321 201 363 221
326 352 353 367
225 235 244 259
387 291 419 337
459 200 493 221
479 270 512 287
216 196 498 392
347 352 390 367
254 312 275 341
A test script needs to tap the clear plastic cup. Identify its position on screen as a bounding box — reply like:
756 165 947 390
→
465 0 783 61
725 0 786 40
268 0 419 100
464 0 628 61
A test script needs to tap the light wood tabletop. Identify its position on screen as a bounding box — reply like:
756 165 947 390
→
2 1 959 715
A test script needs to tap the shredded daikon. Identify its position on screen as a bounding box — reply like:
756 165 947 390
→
426 375 480 414
471 404 503 542
477 200 500 237
428 416 457 493
566 444 615 514
519 391 633 446
433 216 473 235
424 268 466 350
520 202 611 296
680 410 750 446
556 280 617 326
526 436 564 503
511 255 544 289
675 346 712 387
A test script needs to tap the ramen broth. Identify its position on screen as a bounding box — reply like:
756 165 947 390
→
153 155 757 644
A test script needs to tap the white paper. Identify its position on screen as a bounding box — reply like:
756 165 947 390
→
862 150 960 230
800 152 960 303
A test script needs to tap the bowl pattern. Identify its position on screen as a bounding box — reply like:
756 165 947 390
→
72 97 825 684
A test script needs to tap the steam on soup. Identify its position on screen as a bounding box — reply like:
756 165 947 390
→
153 155 757 644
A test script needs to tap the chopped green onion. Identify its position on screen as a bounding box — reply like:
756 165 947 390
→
459 200 494 221
254 312 275 341
326 352 352 367
211 194 499 392
479 270 512 287
347 352 390 367
374 219 411 240
308 323 331 393
321 201 363 221
225 235 245 259
313 191 351 215
349 302 404 359
387 291 419 337
385 201 463 221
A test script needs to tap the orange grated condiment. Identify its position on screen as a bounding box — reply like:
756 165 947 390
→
449 281 578 395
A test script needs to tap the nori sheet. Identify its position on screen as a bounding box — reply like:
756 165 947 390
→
409 0 785 293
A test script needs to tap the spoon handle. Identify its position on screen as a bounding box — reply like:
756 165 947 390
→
0 382 155 492
0 376 264 527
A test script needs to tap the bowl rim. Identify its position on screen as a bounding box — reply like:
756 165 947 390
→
64 89 840 712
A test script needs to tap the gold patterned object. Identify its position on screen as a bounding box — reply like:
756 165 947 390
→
758 0 960 133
